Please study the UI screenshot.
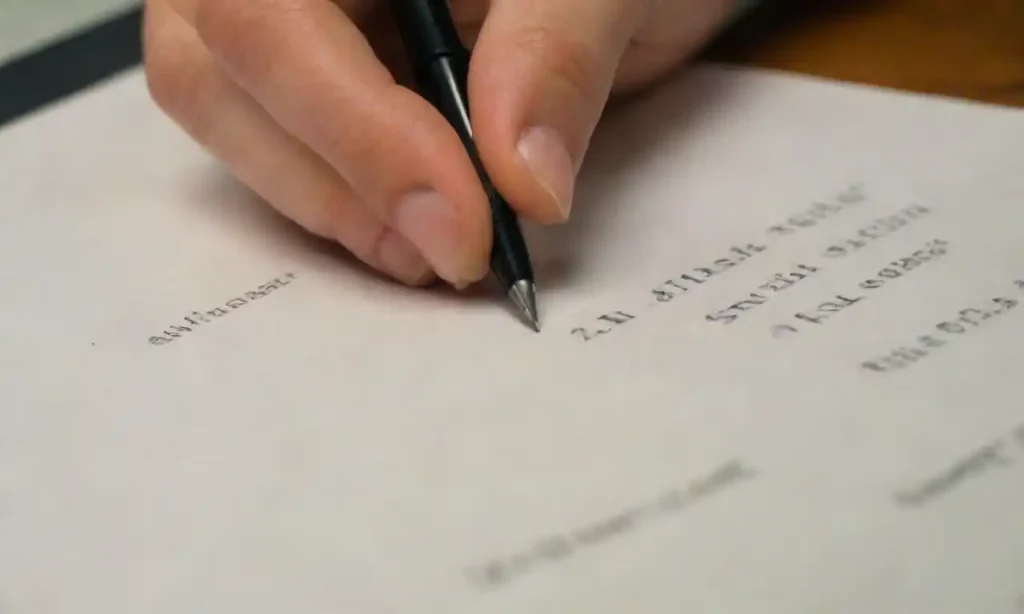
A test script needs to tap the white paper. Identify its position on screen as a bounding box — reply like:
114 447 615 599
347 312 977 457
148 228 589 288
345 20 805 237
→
1 64 1023 614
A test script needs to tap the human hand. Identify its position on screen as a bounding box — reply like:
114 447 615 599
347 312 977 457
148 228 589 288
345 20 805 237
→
143 0 740 287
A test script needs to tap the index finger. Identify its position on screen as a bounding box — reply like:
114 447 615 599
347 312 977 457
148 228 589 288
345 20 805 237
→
193 0 492 286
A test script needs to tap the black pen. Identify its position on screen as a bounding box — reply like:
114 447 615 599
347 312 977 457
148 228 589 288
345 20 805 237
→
389 0 540 332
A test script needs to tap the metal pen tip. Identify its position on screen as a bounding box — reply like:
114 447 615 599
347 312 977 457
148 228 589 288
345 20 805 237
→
508 280 540 332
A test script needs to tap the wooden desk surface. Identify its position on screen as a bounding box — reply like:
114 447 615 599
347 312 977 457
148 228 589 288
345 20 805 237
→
706 0 1024 108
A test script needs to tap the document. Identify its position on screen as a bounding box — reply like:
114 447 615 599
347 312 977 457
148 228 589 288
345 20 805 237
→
0 63 1022 613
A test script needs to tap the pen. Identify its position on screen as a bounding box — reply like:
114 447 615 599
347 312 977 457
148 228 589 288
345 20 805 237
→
389 0 540 332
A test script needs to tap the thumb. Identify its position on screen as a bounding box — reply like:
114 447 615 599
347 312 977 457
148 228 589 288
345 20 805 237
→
468 0 645 224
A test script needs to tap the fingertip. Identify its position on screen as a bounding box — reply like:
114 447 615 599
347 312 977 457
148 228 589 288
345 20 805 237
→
516 125 575 221
372 227 436 287
389 182 491 287
391 92 496 284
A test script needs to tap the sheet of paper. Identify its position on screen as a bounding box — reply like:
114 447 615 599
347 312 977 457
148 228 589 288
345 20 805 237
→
1 63 1022 614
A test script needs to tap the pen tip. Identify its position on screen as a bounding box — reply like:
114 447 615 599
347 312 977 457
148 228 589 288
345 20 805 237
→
508 280 541 332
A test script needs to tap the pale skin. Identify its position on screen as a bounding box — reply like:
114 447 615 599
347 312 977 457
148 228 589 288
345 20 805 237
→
143 0 740 287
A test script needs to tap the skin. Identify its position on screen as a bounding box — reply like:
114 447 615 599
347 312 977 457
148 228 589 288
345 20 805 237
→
143 0 739 287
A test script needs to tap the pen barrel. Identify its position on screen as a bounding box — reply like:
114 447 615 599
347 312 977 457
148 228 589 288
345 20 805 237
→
389 0 466 69
418 57 534 289
390 0 534 289
416 55 474 148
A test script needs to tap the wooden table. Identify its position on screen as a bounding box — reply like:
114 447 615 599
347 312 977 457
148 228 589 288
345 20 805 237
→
705 0 1024 108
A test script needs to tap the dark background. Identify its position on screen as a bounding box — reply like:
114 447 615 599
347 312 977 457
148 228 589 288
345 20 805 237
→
1 0 1021 129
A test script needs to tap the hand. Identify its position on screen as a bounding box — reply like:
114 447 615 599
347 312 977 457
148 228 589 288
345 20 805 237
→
143 0 739 287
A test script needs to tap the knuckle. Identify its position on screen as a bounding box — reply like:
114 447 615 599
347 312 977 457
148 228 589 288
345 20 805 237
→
193 0 268 78
143 37 191 115
513 26 602 99
317 107 384 174
333 0 374 21
193 0 309 85
142 32 216 141
192 0 241 47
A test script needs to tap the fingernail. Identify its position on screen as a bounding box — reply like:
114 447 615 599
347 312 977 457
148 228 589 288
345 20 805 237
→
517 126 574 220
391 190 471 285
375 228 434 286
